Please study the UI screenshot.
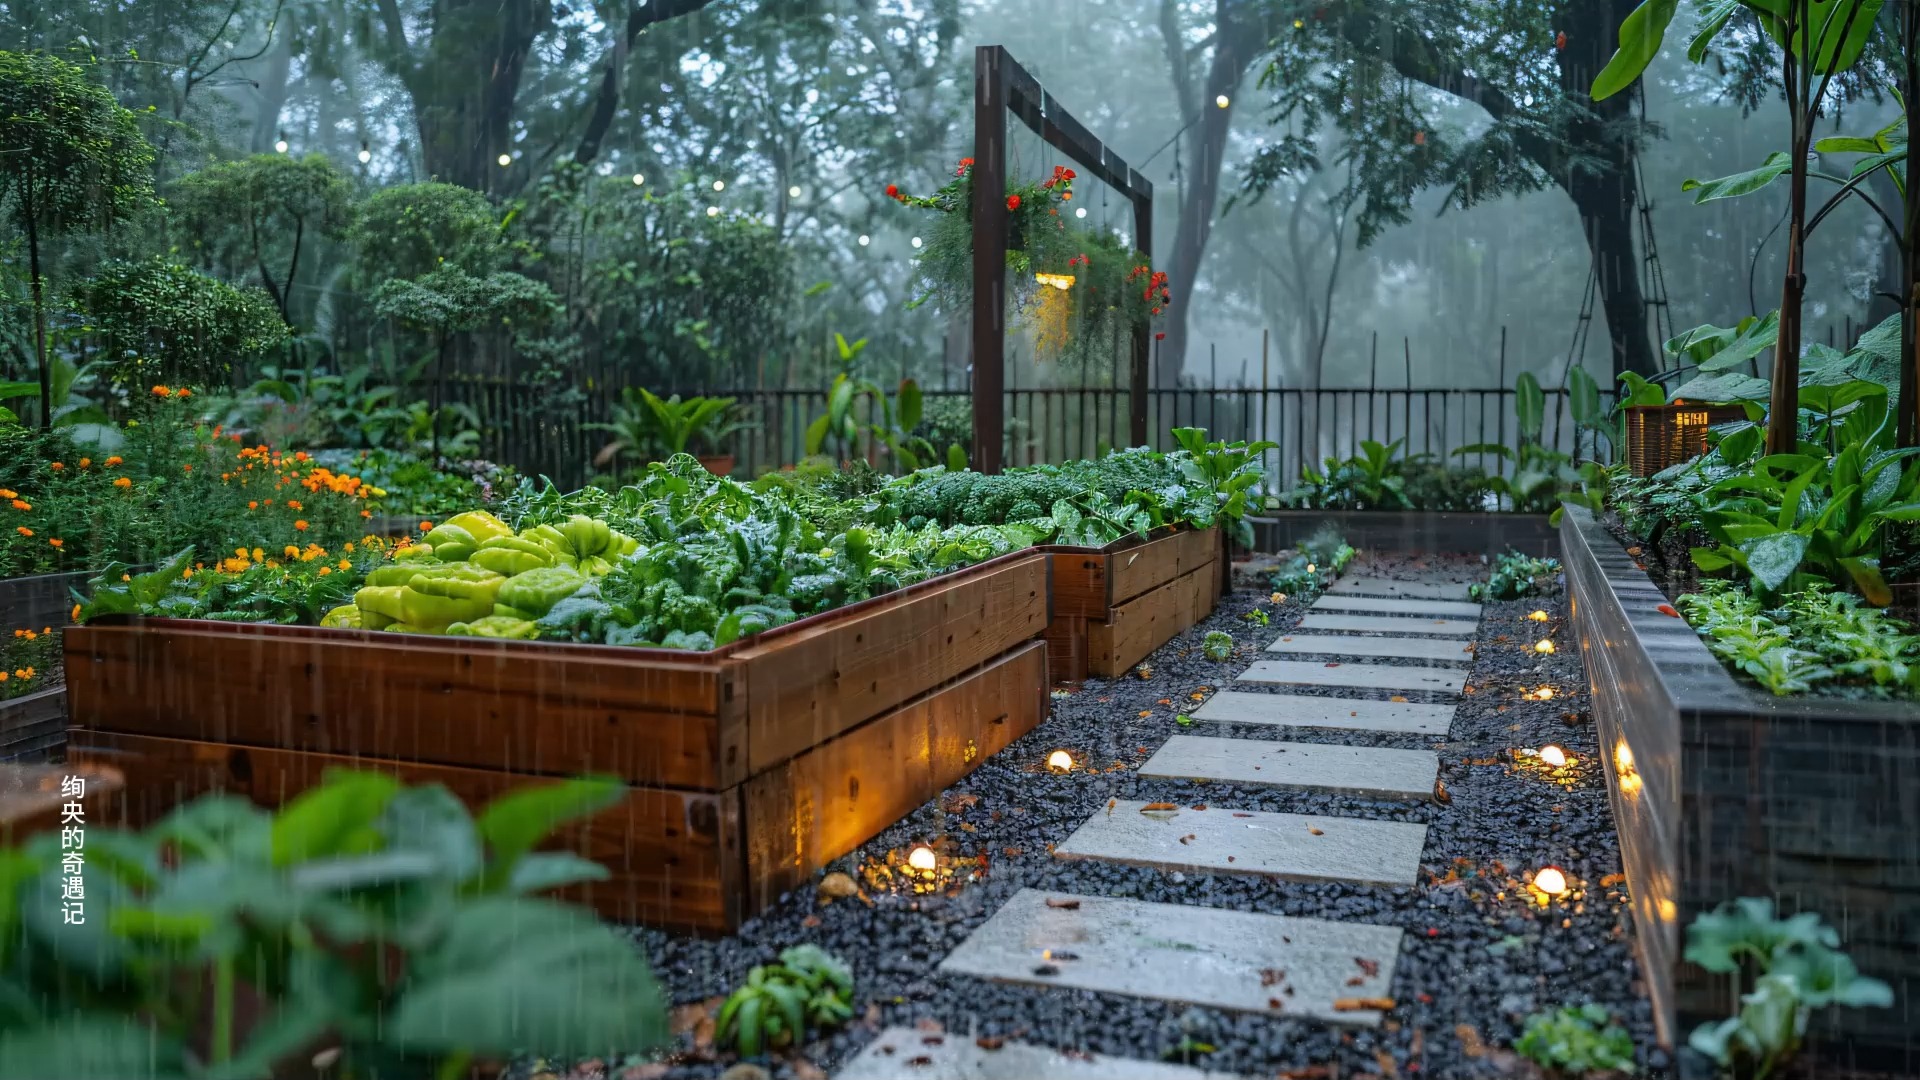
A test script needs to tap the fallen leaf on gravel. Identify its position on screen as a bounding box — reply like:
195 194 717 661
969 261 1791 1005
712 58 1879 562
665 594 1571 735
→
1003 847 1024 857
1279 1068 1331 1080
959 822 976 832
1433 780 1452 804
1375 1049 1400 1078
1107 798 1116 815
1657 603 1680 617
1158 698 1172 705
1259 968 1286 986
1355 957 1381 977
863 1003 883 1030
791 1061 828 1080
1600 872 1627 888
1178 834 1197 845
916 1018 945 1034
1626 546 1643 556
1390 695 1408 702
1347 976 1365 986
1192 803 1207 810
1141 802 1178 811
942 793 980 813
1190 691 1207 700
1456 1025 1487 1057
1308 827 1324 835
1233 812 1254 818
1138 710 1152 717
802 915 821 928
1325 662 1342 668
1333 997 1395 1012
1045 897 1081 909
976 1036 1005 1051
906 1057 933 1068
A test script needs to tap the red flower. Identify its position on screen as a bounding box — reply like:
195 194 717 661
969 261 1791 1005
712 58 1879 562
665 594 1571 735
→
1155 332 1166 340
1007 194 1021 210
1555 30 1567 50
886 183 900 199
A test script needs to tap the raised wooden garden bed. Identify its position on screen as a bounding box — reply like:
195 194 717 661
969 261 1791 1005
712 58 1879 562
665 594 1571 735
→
0 568 101 762
0 762 124 843
1251 511 1556 558
65 551 1052 933
1044 526 1220 682
0 686 66 763
1560 506 1918 1065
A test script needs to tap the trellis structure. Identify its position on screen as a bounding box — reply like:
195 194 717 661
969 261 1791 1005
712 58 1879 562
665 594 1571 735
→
971 45 1154 473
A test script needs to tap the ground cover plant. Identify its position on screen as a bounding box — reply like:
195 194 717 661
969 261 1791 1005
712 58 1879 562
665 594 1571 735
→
1283 437 1494 512
1515 1004 1637 1077
1676 581 1919 698
1473 551 1563 602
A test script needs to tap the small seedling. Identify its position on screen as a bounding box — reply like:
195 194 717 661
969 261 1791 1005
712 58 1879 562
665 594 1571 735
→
1244 608 1270 627
1515 1003 1636 1075
716 945 855 1057
1201 630 1234 661
1175 714 1194 727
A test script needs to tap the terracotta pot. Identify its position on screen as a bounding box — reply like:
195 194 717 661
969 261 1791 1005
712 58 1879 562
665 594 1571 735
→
697 455 735 477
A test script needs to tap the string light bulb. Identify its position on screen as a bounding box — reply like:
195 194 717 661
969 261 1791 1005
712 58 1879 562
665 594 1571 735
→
632 173 645 186
911 236 923 248
706 206 720 217
712 179 726 191
1034 272 1074 291
1215 94 1230 108
857 234 871 246
497 153 512 167
274 132 289 153
788 185 801 198
357 142 371 164
1075 206 1087 218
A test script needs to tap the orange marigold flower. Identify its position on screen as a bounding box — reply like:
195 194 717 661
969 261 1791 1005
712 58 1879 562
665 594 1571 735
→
287 500 302 511
78 457 90 468
14 667 32 680
343 542 355 553
420 521 433 532
105 456 122 467
9 499 28 511
251 547 265 562
360 509 371 518
221 473 231 482
283 545 300 559
0 489 13 499
70 603 80 622
294 520 309 531
152 385 169 396
248 500 259 509
175 388 191 398
48 538 62 548
181 568 193 580
317 566 332 576
337 558 351 571
48 462 62 471
113 477 132 489
14 527 30 537
0 673 8 683
182 464 192 473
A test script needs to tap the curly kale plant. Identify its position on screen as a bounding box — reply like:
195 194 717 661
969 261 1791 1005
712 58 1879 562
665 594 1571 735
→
716 945 855 1058
1515 1004 1636 1076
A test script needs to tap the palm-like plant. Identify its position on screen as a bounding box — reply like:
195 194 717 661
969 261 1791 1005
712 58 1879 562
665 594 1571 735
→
589 388 742 468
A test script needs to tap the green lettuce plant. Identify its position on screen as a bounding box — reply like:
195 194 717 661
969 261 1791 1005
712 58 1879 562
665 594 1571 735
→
1201 630 1234 660
1684 898 1892 1079
1472 551 1563 602
0 770 666 1080
715 944 854 1058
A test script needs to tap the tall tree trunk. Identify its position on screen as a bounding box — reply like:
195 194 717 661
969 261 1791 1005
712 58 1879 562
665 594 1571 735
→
1161 0 1256 386
249 32 294 154
1770 57 1811 455
410 0 552 192
25 204 49 430
570 0 725 169
1899 5 1917 448
1558 0 1658 380
1565 169 1659 378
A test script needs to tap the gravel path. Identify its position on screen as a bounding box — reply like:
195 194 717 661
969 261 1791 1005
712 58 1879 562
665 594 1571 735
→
539 553 1660 1080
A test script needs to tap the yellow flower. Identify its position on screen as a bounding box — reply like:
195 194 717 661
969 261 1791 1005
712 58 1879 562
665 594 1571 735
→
16 667 34 680
343 542 355 553
317 566 332 576
181 568 193 580
235 547 249 558
71 603 80 622
337 558 351 571
0 489 13 499
284 545 300 559
251 547 264 562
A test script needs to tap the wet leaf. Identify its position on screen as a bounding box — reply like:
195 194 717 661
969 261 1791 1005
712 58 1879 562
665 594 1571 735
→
1044 897 1081 910
1333 997 1396 1012
976 1036 1005 1050
1141 802 1178 812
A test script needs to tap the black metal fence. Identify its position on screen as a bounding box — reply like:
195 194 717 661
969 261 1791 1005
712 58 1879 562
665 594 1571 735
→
445 377 1612 491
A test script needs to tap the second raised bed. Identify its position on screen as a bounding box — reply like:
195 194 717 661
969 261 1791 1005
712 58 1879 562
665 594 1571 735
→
1044 526 1221 682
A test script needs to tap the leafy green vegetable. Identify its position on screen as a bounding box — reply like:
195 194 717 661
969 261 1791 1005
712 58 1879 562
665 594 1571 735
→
715 944 856 1057
1514 1003 1637 1075
1472 551 1562 602
1201 630 1234 661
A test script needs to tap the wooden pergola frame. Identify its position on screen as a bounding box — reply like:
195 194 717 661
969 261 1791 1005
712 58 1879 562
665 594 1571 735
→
970 45 1155 473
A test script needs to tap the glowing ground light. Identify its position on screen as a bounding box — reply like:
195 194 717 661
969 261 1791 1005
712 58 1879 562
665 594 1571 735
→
1539 745 1569 767
1529 610 1550 622
907 845 938 872
1614 741 1643 795
1047 750 1074 772
632 173 646 185
1532 867 1569 897
1535 639 1556 654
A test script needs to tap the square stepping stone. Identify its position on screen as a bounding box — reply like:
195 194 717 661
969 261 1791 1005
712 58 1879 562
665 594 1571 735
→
1055 801 1427 886
1139 735 1439 800
938 889 1402 1025
1299 612 1479 637
1311 594 1482 618
836 1026 1245 1079
1237 659 1465 695
1328 577 1474 601
1265 634 1473 664
1190 691 1454 736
